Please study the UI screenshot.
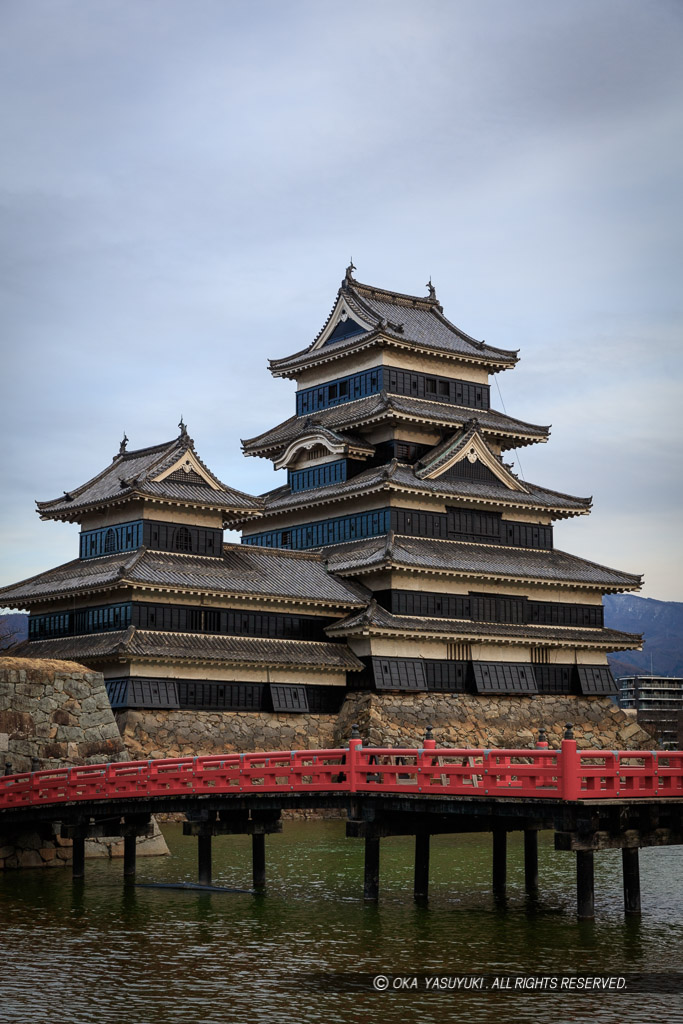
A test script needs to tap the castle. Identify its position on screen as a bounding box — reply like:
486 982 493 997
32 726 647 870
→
0 266 647 754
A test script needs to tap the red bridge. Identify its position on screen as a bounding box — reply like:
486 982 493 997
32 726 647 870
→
2 736 683 808
2 734 682 920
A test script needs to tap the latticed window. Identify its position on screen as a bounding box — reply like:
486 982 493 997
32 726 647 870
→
531 647 550 664
174 527 192 552
448 642 472 661
306 445 327 461
104 529 117 553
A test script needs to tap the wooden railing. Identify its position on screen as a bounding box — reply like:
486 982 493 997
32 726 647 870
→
1 739 682 811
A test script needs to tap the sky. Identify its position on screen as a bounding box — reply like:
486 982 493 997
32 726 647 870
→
1 0 682 601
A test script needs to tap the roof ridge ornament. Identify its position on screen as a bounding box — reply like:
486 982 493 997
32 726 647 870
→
178 416 194 448
118 432 128 456
426 277 436 301
342 259 356 289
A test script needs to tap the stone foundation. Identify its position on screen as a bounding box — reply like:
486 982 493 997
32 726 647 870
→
0 820 169 870
334 692 654 750
115 708 339 758
0 657 169 868
0 657 128 770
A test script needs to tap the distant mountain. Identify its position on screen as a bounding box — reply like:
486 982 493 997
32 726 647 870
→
2 596 682 677
605 594 683 678
0 612 28 649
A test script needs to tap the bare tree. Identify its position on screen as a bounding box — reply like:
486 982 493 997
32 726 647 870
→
0 615 24 651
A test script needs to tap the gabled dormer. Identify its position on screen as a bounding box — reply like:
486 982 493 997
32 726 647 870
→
414 420 528 491
273 425 375 471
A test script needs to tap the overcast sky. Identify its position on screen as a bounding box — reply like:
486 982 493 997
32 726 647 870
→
1 0 682 602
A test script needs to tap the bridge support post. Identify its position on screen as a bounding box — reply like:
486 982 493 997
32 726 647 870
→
72 837 85 879
252 834 266 890
524 829 539 893
492 828 506 894
364 837 380 901
622 847 641 915
576 850 594 919
414 833 430 900
123 834 136 878
198 835 212 886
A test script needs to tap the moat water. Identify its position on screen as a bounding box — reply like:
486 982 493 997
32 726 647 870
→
1 823 682 1024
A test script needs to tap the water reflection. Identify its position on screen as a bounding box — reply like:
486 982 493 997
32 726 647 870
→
0 823 681 1024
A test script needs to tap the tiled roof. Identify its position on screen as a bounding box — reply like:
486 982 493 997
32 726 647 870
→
37 432 262 520
242 392 549 457
229 458 590 524
323 535 642 591
0 544 368 608
11 628 363 671
325 600 642 650
270 273 518 374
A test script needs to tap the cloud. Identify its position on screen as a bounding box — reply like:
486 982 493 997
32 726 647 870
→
1 0 682 599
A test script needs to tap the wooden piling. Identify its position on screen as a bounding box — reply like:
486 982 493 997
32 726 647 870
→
123 834 136 878
197 835 212 886
524 829 539 893
622 847 641 915
72 836 85 879
492 828 506 893
364 837 380 901
576 850 595 919
252 834 266 890
414 833 430 900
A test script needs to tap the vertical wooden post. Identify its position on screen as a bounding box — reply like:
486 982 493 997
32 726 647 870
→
622 847 641 915
198 835 212 887
576 850 595 919
414 832 430 900
492 828 506 893
123 835 137 878
364 837 380 901
252 834 266 890
524 829 539 892
72 837 85 879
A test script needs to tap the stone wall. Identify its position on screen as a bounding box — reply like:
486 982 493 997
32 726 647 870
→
116 708 338 758
333 691 654 750
117 691 654 761
0 657 168 869
0 657 128 770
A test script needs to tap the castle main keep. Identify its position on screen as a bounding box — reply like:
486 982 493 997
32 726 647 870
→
0 267 648 753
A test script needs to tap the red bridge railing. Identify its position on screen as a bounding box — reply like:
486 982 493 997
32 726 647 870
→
1 738 681 811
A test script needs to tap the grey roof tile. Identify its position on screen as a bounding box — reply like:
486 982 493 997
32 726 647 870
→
0 544 368 607
325 600 642 649
242 392 548 456
38 433 261 519
270 276 518 373
11 629 363 670
324 535 642 590
234 459 589 523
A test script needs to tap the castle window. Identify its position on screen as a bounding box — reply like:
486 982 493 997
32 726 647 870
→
174 527 192 552
104 529 116 553
439 380 450 396
306 445 326 461
425 378 437 394
448 642 471 661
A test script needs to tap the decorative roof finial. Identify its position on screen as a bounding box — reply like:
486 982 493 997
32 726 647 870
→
178 416 188 438
426 277 436 301
119 432 128 456
345 259 356 281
